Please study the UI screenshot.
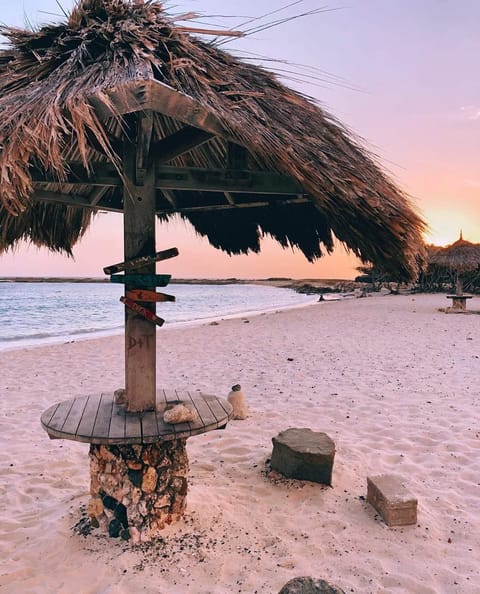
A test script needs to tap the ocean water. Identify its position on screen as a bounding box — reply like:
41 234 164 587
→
0 282 316 351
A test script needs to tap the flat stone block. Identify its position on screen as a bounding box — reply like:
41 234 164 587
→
271 428 335 485
367 474 417 527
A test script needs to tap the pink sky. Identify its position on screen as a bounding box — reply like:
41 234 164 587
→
0 0 478 279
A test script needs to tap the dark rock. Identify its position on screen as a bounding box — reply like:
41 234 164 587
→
278 577 345 594
101 493 128 528
101 493 118 511
271 428 335 485
127 468 143 488
73 516 93 537
108 518 122 538
120 528 131 541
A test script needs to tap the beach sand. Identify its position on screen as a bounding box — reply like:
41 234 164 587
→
1 294 479 593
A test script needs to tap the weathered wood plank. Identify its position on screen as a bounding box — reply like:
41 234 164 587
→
120 296 165 327
126 289 176 303
109 404 126 441
61 396 89 436
188 392 219 428
41 402 65 430
124 412 142 442
155 391 179 438
140 409 159 443
91 393 114 439
103 247 179 275
202 393 233 426
76 395 102 440
110 274 171 287
203 394 233 418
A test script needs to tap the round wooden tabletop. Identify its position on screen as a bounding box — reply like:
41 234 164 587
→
41 389 232 445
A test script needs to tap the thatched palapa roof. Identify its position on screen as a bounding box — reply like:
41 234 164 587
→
0 0 425 279
429 233 480 273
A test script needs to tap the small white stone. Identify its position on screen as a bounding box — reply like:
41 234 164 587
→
227 385 248 420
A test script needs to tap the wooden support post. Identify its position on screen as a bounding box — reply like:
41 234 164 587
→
123 122 157 412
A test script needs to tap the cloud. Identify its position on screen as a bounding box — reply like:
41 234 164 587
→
460 105 480 121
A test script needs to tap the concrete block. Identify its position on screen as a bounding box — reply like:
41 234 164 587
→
271 428 335 485
367 474 417 527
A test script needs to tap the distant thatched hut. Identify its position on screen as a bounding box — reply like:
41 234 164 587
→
429 233 480 294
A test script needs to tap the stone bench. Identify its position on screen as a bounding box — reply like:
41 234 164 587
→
367 474 417 526
446 294 472 311
271 428 335 485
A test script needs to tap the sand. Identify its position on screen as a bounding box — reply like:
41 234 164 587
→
0 293 479 594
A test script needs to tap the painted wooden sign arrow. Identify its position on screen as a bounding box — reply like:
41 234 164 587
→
110 274 171 287
103 247 179 275
126 289 175 303
120 297 165 327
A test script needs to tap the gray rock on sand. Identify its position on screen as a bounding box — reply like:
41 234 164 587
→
227 384 248 420
271 428 335 485
278 577 345 594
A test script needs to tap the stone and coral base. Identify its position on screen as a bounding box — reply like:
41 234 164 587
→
87 440 188 542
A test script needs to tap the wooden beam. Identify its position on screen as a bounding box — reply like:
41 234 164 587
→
31 163 120 187
151 126 214 164
123 133 157 413
89 79 226 137
224 192 236 205
155 166 303 194
32 163 303 194
32 164 302 194
32 190 122 213
156 196 310 215
104 247 178 275
89 187 108 206
162 190 177 208
32 189 308 214
136 111 154 183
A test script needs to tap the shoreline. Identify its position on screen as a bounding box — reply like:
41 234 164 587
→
0 290 318 353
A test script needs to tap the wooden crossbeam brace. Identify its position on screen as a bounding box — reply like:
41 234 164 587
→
154 196 309 214
32 164 303 195
33 191 307 212
33 191 308 213
89 187 108 206
224 191 236 205
162 190 177 208
151 126 214 164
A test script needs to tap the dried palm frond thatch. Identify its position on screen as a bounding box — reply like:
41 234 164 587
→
429 233 480 273
429 233 480 294
0 0 425 279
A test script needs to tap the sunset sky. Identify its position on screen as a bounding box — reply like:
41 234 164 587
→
0 0 478 279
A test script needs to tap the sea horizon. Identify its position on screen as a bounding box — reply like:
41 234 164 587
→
0 281 318 352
